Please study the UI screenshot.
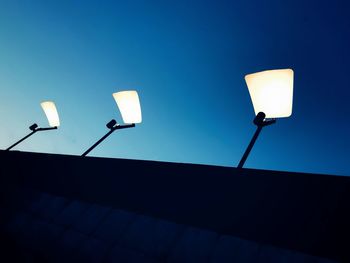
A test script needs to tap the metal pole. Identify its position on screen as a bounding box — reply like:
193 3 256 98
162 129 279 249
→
237 125 263 169
6 130 37 151
5 126 57 151
81 123 135 157
81 129 115 157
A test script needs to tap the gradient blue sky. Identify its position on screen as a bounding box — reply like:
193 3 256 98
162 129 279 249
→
1 0 349 176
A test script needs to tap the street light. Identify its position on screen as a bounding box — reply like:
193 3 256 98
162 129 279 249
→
81 90 142 157
6 101 60 151
238 69 294 168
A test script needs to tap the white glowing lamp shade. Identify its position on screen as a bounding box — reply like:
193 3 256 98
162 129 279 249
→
112 90 142 124
40 101 60 127
245 69 294 118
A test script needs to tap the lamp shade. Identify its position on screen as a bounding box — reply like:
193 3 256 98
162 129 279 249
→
245 69 294 118
112 90 142 124
40 101 60 127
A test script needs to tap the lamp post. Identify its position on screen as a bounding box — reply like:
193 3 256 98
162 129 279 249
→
238 69 294 168
6 101 60 151
82 90 142 157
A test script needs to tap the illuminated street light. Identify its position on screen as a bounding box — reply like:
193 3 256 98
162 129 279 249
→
238 69 294 168
6 101 60 151
81 90 142 157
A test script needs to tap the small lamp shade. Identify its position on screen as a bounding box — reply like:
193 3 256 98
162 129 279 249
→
41 101 60 127
112 90 142 124
245 69 294 118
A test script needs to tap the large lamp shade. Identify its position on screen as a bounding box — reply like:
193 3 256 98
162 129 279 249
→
245 69 294 118
41 101 60 127
112 90 142 124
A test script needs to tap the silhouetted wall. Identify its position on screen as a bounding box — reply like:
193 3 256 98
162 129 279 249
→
0 150 349 262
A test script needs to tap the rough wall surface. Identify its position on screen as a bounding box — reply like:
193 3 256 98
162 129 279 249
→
1 187 337 263
0 150 349 262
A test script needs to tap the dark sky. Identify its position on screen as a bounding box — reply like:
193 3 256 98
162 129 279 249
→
0 0 349 176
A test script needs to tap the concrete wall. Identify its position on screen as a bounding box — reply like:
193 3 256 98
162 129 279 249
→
1 186 337 263
0 150 349 262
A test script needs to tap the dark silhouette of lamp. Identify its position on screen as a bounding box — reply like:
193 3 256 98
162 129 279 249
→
6 101 60 151
238 69 294 168
82 90 142 157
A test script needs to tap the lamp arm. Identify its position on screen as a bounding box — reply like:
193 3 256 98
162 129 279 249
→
37 126 58 131
261 119 276 127
113 123 135 130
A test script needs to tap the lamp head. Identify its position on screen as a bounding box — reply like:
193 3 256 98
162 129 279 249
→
112 90 142 124
106 119 117 129
245 69 294 119
253 112 266 126
29 123 38 131
41 101 60 127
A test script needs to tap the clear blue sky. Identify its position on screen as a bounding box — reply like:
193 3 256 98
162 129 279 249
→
0 0 349 176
